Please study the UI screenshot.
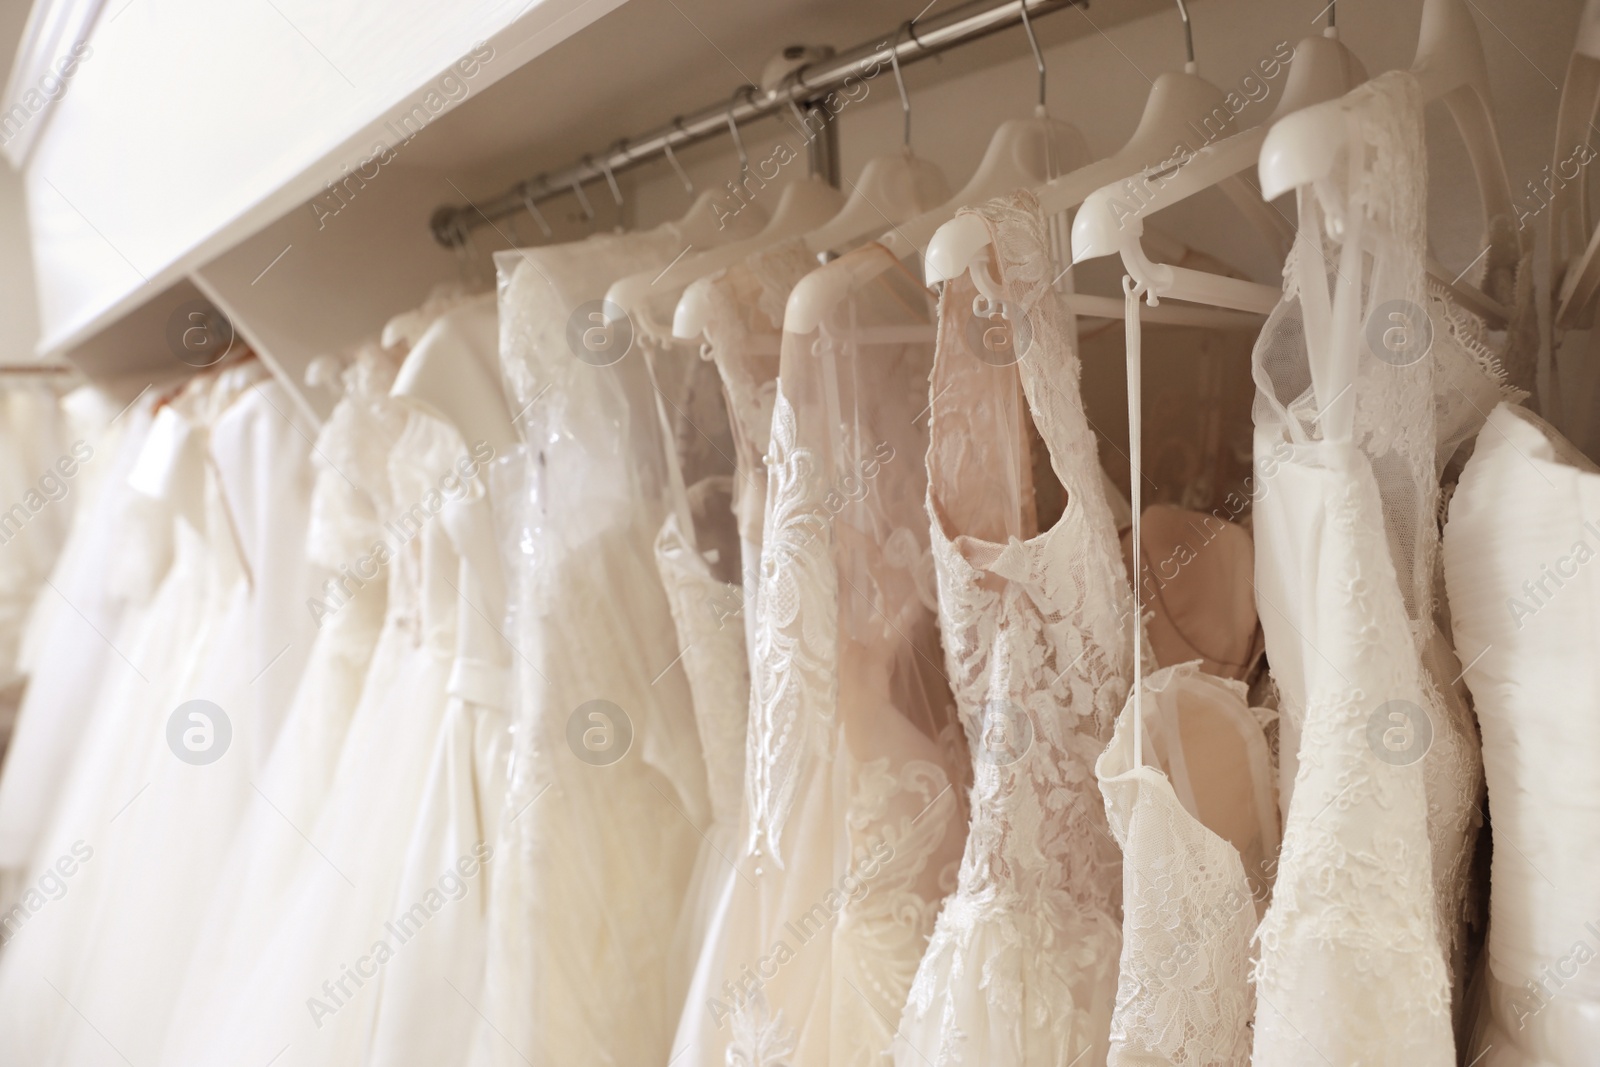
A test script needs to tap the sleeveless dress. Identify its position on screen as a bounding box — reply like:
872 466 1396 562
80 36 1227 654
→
1445 404 1600 1066
654 476 750 997
470 223 711 1067
160 347 404 1063
1098 663 1272 1067
1247 71 1517 1064
896 192 1132 1066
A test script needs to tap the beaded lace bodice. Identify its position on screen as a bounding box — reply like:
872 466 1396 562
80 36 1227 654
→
897 192 1134 1067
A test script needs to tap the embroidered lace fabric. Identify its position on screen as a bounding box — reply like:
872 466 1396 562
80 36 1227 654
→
1097 664 1268 1067
692 235 819 645
678 241 966 1067
1247 70 1516 1064
896 192 1133 1067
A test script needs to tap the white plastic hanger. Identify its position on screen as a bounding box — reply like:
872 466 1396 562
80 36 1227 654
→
926 0 1290 307
668 176 845 339
1551 0 1600 328
799 22 951 259
879 1 1091 261
1260 0 1518 325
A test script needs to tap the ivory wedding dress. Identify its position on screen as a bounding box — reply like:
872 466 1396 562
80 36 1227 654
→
366 294 515 1067
0 385 156 872
166 408 465 1067
471 224 711 1067
1446 403 1600 1066
895 193 1131 1067
684 236 818 648
160 347 404 1064
654 476 749 995
1248 71 1516 1064
677 241 967 1067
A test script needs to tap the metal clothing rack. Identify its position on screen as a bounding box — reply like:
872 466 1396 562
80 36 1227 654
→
429 0 1084 247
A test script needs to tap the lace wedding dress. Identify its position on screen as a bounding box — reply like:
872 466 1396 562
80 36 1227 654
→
1098 663 1273 1067
684 236 817 648
893 193 1131 1066
1445 404 1600 1066
654 475 749 996
675 241 968 1067
1248 71 1515 1064
470 224 711 1067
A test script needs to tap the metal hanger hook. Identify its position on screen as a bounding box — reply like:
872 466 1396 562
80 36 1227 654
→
1019 0 1046 111
1174 0 1195 66
780 72 822 179
1327 0 1336 29
520 177 553 239
890 21 913 150
570 166 596 224
599 141 625 207
664 119 695 198
726 85 754 180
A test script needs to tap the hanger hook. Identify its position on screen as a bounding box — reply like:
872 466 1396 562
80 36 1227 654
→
520 176 554 239
1174 0 1195 66
890 21 913 150
1327 0 1336 29
570 166 596 224
1018 0 1046 111
664 118 695 198
779 71 823 180
599 140 625 207
726 86 754 180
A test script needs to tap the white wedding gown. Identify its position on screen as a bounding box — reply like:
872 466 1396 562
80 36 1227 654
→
678 240 968 1067
0 384 156 873
0 362 320 1066
164 407 465 1067
160 346 405 1063
1446 403 1600 1066
898 193 1132 1066
1249 71 1518 1064
470 224 711 1067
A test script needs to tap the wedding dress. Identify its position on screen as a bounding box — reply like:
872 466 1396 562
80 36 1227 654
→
1248 71 1514 1064
471 224 711 1067
164 407 466 1067
895 192 1131 1066
0 385 156 872
160 346 404 1063
684 236 818 649
0 362 299 1064
654 475 749 997
1445 403 1600 1066
677 240 966 1067
365 294 516 1067
1098 663 1274 1067
0 381 71 691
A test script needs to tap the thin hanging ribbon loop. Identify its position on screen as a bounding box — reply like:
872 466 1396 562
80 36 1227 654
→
1123 272 1146 770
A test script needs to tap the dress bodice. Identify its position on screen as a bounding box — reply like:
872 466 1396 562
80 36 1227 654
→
654 476 748 829
901 191 1132 1066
